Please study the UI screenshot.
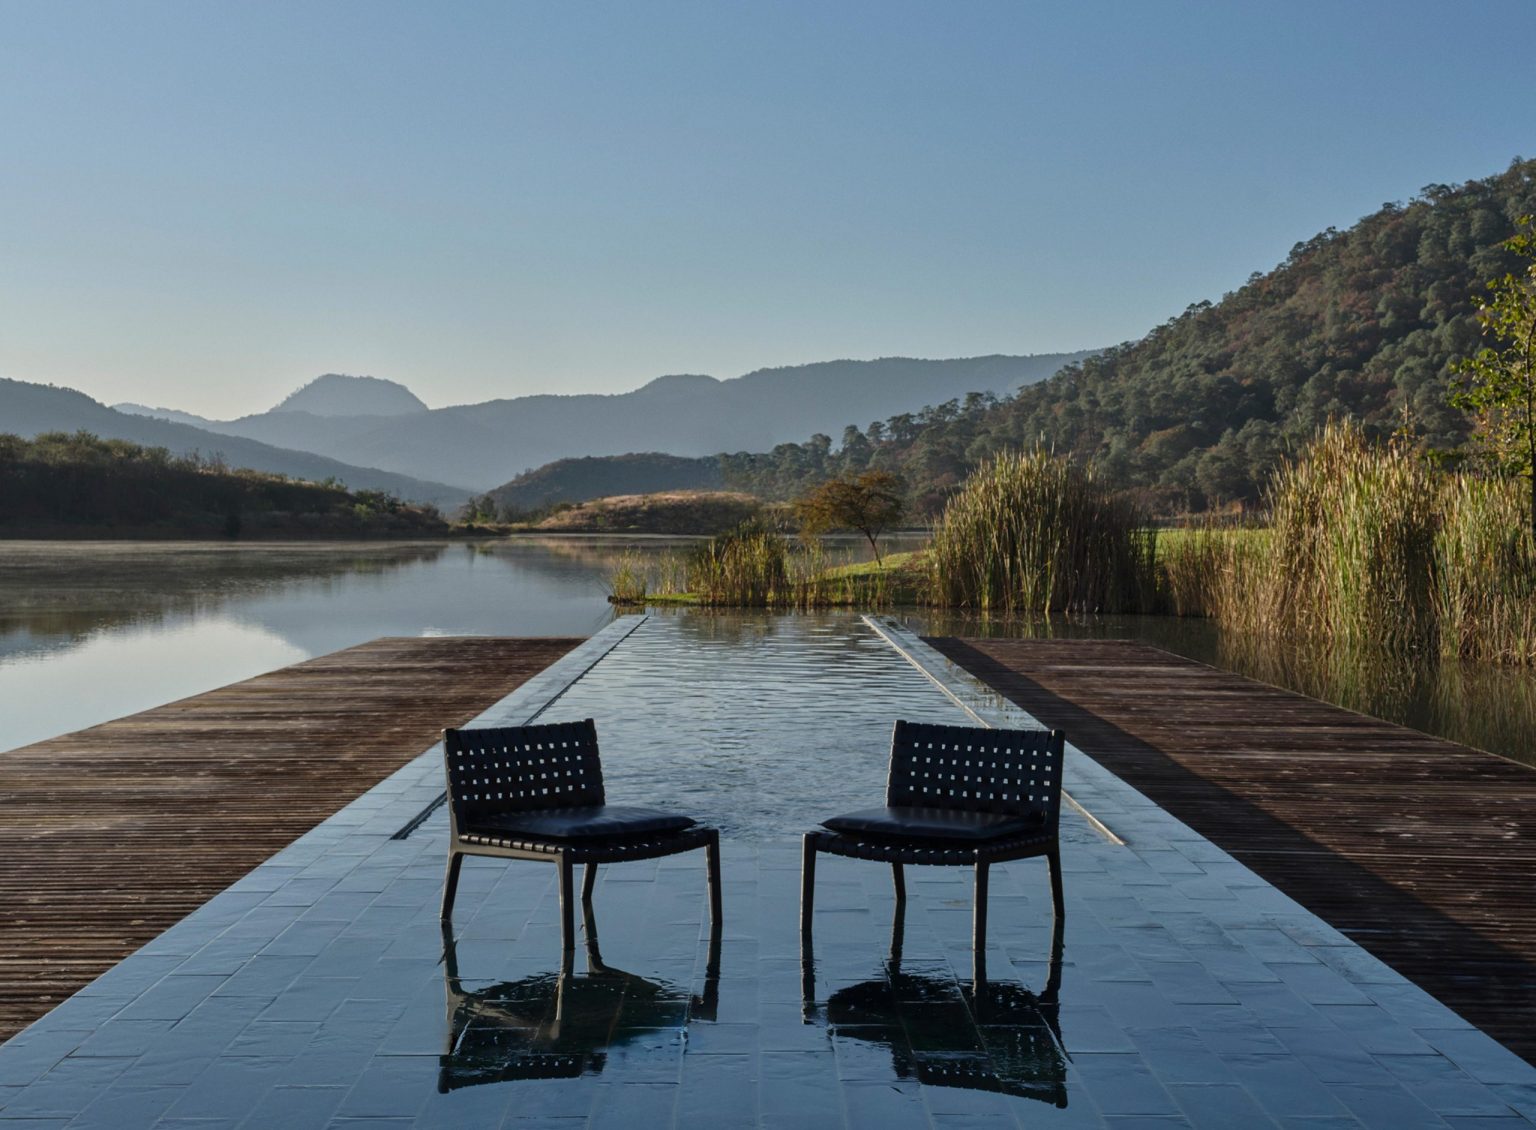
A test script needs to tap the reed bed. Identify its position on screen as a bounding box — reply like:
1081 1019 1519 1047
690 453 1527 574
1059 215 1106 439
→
926 449 1157 614
1186 421 1536 664
685 519 789 606
1436 475 1536 662
606 522 906 609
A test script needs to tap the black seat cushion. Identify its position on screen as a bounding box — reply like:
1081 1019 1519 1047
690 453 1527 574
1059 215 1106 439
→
822 806 1043 843
465 806 696 841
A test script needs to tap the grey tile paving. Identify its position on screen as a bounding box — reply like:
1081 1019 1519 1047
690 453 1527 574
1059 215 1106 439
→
0 614 1532 1127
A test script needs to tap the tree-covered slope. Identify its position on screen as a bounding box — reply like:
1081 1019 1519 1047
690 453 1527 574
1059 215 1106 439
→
487 452 722 514
0 432 449 537
722 158 1536 513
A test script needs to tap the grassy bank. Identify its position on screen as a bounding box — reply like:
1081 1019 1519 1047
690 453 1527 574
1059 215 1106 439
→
532 490 764 535
607 521 926 609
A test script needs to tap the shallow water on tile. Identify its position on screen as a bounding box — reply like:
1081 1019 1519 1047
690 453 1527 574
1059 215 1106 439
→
532 613 1098 845
6 617 1536 1127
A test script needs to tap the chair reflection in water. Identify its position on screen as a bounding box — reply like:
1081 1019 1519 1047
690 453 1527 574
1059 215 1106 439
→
802 911 1068 1108
439 904 722 1091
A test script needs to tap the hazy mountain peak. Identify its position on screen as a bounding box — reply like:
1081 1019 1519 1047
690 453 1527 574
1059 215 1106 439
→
274 373 428 417
112 402 214 428
638 373 720 395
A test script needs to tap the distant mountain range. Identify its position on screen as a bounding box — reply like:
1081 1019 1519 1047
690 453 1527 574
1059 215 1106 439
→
112 354 1094 491
0 378 469 506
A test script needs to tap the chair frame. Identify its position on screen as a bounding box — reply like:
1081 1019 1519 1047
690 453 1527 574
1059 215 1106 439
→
801 719 1065 956
440 719 722 952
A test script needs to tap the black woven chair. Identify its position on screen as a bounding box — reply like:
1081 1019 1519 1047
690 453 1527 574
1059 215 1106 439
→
441 719 722 952
801 720 1065 955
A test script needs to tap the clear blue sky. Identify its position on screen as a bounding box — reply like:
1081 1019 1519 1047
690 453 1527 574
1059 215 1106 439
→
1 0 1531 418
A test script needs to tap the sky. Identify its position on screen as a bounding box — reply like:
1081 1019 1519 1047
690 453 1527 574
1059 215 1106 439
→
0 1 1532 419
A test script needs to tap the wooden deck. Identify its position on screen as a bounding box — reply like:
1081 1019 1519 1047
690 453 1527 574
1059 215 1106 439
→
0 635 580 1041
927 636 1536 1065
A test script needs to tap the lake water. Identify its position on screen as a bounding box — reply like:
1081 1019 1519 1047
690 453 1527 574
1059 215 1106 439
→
3 538 1535 769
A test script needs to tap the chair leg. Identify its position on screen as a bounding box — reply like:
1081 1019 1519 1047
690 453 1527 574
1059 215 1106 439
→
1048 846 1065 922
800 834 818 939
558 854 576 955
891 862 906 906
440 851 464 923
705 831 723 928
973 861 990 956
582 862 598 904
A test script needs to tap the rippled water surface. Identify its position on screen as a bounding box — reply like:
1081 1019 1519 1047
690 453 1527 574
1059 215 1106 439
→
534 614 1100 843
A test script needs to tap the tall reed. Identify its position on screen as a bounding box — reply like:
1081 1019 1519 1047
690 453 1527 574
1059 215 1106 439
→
686 518 790 606
1203 420 1536 664
1255 421 1439 653
1435 475 1536 662
927 449 1157 613
605 551 648 606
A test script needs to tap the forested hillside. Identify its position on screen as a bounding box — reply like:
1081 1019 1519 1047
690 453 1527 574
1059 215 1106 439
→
489 453 722 513
720 159 1536 513
0 432 449 538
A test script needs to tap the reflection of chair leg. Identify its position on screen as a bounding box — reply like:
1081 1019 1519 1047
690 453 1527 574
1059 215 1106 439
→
1044 918 1065 1002
1047 846 1065 922
799 915 817 1020
799 834 817 940
886 900 906 979
440 922 463 1058
440 851 464 923
558 854 576 956
1042 917 1068 1061
706 830 723 928
973 861 990 952
973 861 990 990
442 921 463 1093
697 925 723 1022
581 900 607 974
582 862 598 904
892 862 906 906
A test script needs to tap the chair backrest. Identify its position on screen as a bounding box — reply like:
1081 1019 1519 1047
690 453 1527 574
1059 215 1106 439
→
886 720 1065 827
443 719 605 826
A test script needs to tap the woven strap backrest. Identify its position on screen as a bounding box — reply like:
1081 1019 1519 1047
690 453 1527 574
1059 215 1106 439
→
444 719 605 822
886 720 1064 825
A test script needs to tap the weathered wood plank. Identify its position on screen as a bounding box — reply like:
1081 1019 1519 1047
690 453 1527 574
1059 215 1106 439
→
0 635 580 1041
927 635 1536 1065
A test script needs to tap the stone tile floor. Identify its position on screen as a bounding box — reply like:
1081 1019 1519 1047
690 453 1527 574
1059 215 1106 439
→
2 614 1535 1127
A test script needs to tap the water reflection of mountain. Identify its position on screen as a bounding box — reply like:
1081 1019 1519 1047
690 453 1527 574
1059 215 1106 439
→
0 543 449 663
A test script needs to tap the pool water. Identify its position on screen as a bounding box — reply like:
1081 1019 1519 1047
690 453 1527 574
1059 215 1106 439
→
533 613 1100 845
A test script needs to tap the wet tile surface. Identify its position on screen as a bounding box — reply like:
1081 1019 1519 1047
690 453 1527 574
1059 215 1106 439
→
1 614 1534 1127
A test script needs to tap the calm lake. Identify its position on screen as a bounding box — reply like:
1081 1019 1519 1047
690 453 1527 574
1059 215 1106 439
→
3 538 1534 769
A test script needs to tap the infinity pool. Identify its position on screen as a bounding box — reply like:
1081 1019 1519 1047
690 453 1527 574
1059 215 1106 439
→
530 613 1101 844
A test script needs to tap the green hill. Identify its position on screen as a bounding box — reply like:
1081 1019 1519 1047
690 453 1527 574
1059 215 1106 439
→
0 432 450 538
720 158 1536 513
488 452 723 515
